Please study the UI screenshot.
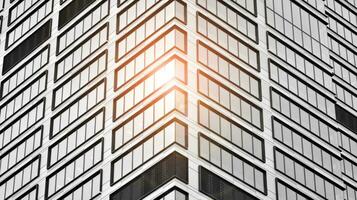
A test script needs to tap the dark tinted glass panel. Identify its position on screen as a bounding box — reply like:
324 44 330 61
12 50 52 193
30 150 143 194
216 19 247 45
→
58 0 96 29
199 166 258 200
336 105 357 134
3 20 51 75
110 152 188 200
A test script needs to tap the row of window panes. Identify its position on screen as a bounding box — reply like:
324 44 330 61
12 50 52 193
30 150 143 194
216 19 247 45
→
329 36 357 68
7 0 52 48
346 184 357 200
0 156 40 200
269 60 335 118
230 0 256 15
197 14 259 71
48 109 104 167
17 185 38 200
112 88 186 151
328 15 357 47
109 152 188 200
0 99 44 150
58 171 102 200
116 0 185 60
115 27 186 89
1 46 49 98
199 166 258 200
326 0 357 28
267 33 332 91
342 157 357 180
55 24 108 81
112 120 186 183
57 0 108 54
275 148 343 200
53 51 107 109
199 134 266 193
197 0 257 42
0 72 47 124
198 71 262 130
198 102 264 161
51 79 105 138
197 42 260 99
9 0 42 25
271 88 339 147
266 0 328 59
333 58 357 90
114 58 186 118
276 179 312 200
117 0 161 32
155 188 187 200
46 140 103 199
0 127 42 176
273 118 341 175
335 82 357 112
340 131 357 158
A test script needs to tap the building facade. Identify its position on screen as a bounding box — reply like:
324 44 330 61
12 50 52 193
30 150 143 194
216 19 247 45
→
0 0 357 199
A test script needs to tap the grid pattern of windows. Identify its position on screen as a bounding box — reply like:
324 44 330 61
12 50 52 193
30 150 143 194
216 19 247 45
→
50 79 106 138
271 88 339 147
48 108 105 168
55 23 108 81
6 0 53 49
276 179 312 200
274 148 343 200
199 166 258 200
16 185 38 200
197 13 259 71
342 156 357 180
0 72 47 124
269 59 335 118
197 0 257 42
8 0 42 25
0 156 40 200
58 170 102 200
112 119 187 184
198 102 264 161
45 139 103 199
335 82 357 111
116 0 186 60
0 99 45 150
0 46 49 98
53 51 107 109
273 118 341 175
329 35 357 68
267 33 332 90
115 27 186 89
326 0 357 28
199 133 266 193
346 183 357 200
110 152 188 200
114 57 186 118
197 42 261 99
340 131 357 158
198 71 262 130
0 127 42 176
3 20 51 74
266 0 328 60
57 0 109 54
230 0 256 16
112 88 187 151
58 0 97 29
117 0 162 32
328 14 357 46
333 58 357 90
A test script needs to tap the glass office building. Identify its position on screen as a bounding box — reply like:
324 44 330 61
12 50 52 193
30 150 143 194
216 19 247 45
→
0 0 357 199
